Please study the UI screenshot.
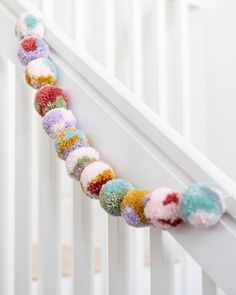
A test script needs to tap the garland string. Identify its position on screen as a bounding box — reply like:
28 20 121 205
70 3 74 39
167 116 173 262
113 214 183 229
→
15 12 226 229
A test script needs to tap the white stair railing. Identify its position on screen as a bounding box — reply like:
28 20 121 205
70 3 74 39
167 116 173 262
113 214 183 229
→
0 1 236 295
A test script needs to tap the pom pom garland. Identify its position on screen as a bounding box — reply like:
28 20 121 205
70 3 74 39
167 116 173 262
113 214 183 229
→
80 161 116 199
99 179 133 216
120 189 150 227
179 183 225 227
55 128 88 160
43 108 77 138
35 85 68 116
25 57 57 89
144 188 183 230
66 147 100 180
18 35 49 65
15 12 45 40
15 13 228 236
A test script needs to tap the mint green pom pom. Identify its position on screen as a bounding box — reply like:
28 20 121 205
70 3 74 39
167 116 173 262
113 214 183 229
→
179 183 225 227
99 179 133 216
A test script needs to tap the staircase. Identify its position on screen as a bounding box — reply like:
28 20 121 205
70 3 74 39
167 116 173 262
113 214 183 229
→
0 0 236 295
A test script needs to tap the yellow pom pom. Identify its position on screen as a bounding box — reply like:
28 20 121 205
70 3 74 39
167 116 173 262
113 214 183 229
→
120 189 150 227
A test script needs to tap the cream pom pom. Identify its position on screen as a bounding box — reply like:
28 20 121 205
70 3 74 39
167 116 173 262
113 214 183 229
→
80 161 116 199
66 147 100 180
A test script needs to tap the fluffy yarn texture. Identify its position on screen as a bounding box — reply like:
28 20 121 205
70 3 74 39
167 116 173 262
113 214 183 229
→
144 188 183 230
43 108 76 138
18 35 49 65
15 12 45 40
55 128 88 160
99 179 133 216
80 161 116 199
179 183 225 227
66 147 100 180
35 85 68 116
25 57 57 89
120 189 150 227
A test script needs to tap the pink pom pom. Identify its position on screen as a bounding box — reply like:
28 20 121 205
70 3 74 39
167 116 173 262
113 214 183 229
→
144 188 183 230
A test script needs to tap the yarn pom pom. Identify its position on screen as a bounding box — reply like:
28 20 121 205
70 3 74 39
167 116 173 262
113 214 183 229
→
66 147 100 180
120 189 150 227
18 35 49 65
144 188 183 230
43 108 76 138
15 12 45 40
80 161 116 199
25 57 57 89
99 179 133 216
55 128 88 160
35 85 68 116
179 183 225 227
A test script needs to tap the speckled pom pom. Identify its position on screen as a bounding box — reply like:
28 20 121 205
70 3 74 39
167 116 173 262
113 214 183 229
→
99 179 133 216
66 147 100 180
55 128 88 160
80 161 116 199
15 12 45 40
25 57 57 89
179 183 226 227
43 108 76 138
35 85 68 116
144 188 183 230
120 189 150 227
18 35 49 65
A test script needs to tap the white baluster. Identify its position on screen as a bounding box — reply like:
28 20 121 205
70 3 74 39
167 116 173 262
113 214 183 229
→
129 0 144 99
154 0 168 120
38 129 61 295
175 0 191 139
108 218 133 295
74 0 87 50
0 56 15 295
202 271 217 295
105 0 115 75
73 183 94 295
14 70 33 295
150 228 175 295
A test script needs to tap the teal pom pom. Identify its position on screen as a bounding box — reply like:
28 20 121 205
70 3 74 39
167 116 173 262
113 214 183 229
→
99 179 133 216
179 183 225 227
15 12 45 40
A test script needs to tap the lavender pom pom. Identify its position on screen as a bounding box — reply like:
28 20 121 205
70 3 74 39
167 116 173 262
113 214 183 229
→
43 108 77 138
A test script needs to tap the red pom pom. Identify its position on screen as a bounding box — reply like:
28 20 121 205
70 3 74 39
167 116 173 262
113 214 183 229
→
34 85 68 116
21 36 37 52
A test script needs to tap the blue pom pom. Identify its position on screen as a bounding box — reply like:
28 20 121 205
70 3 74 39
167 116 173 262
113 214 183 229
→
179 183 225 227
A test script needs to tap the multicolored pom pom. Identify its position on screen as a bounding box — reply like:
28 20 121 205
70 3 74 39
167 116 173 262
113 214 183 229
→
35 85 68 116
43 108 76 138
144 188 183 230
17 35 49 65
80 161 116 199
99 179 133 216
120 189 150 227
25 57 57 89
179 183 226 228
15 12 45 40
66 147 100 180
55 128 88 160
